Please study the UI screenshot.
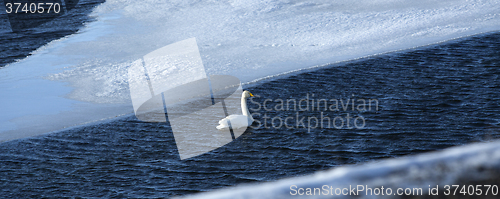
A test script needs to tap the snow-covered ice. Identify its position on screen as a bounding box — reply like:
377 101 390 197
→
1 0 500 140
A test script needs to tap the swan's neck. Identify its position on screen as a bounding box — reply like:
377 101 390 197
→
241 97 253 120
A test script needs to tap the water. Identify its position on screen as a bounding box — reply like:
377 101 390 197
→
1 31 499 198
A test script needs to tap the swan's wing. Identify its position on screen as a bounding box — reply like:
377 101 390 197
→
216 115 250 129
218 115 241 124
218 117 229 125
217 115 236 129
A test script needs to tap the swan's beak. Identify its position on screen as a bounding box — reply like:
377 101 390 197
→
249 92 254 97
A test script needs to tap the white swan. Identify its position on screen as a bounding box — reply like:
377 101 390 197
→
216 91 254 130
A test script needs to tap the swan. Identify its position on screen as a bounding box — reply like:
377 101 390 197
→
216 91 255 130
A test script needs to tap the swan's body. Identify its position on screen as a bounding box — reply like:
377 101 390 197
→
216 91 254 130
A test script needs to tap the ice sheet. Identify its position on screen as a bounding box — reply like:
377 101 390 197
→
180 140 500 199
1 0 500 140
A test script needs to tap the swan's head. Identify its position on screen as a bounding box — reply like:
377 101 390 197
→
242 90 254 98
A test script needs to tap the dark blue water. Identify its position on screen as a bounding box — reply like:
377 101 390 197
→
0 0 105 67
1 31 500 198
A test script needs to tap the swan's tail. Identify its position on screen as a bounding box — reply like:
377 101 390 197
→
218 118 227 125
216 124 227 130
217 118 229 130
